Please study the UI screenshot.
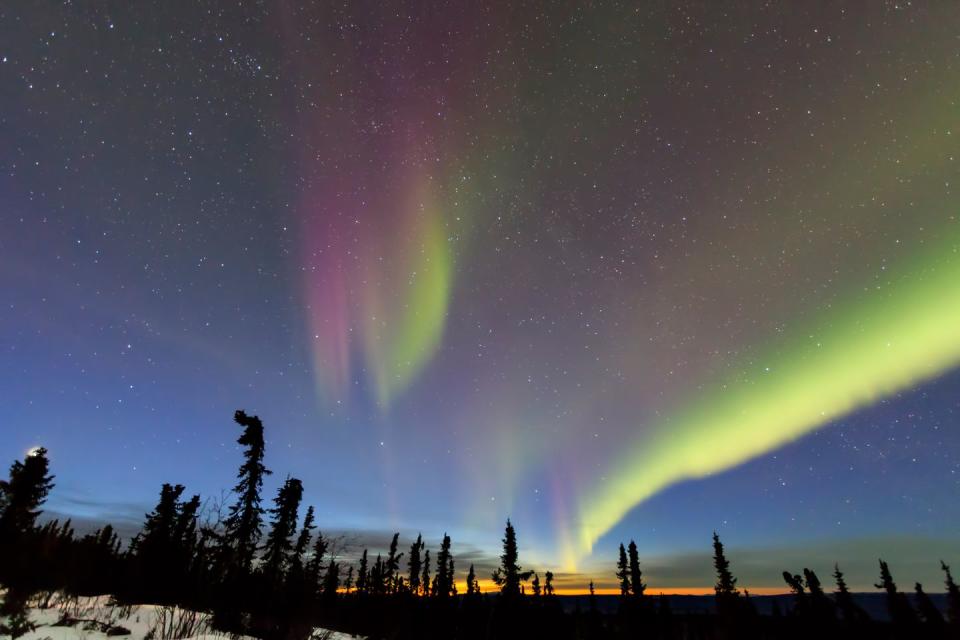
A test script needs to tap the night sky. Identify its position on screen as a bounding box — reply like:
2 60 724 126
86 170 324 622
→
2 2 960 593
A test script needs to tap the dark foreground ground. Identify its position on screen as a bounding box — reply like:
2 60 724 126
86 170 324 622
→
567 592 949 620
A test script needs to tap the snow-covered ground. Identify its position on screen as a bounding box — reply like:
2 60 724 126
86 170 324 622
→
0 593 360 640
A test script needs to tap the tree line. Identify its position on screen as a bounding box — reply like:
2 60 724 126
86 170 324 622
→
1 409 958 639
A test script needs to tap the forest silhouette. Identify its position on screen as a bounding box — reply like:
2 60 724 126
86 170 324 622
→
1 410 957 639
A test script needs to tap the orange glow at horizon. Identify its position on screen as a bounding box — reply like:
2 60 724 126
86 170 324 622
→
456 579 788 597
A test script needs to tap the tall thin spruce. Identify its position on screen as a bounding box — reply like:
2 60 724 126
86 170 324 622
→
222 410 272 575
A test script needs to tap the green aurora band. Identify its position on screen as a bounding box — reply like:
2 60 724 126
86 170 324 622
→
362 180 453 408
573 225 960 565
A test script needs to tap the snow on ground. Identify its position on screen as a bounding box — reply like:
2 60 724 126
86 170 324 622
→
0 593 361 640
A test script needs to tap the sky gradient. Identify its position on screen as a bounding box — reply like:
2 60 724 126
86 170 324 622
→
2 2 959 593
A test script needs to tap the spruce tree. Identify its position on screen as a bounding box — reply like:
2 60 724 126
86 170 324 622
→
130 483 189 600
385 532 404 593
174 494 201 552
914 582 944 626
803 568 824 597
712 532 738 596
616 543 630 597
466 564 478 596
132 483 185 555
222 410 272 574
261 477 304 581
433 533 454 597
544 571 555 597
492 519 524 598
875 559 916 626
371 554 384 595
285 504 315 606
291 505 316 570
322 560 340 603
0 447 54 539
448 556 456 596
421 549 431 596
875 559 896 595
783 571 806 614
343 566 354 593
306 531 329 594
356 549 369 595
407 534 424 595
712 532 740 615
942 561 960 624
627 540 645 597
531 573 541 597
833 564 865 623
803 568 834 622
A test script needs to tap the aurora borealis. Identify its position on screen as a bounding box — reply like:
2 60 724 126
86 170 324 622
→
2 2 960 593
577 230 960 563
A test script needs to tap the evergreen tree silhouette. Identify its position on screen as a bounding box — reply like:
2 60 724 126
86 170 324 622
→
588 580 597 613
783 572 804 595
174 493 201 556
95 524 121 555
803 568 834 622
616 543 630 597
942 561 960 624
322 560 340 603
385 532 404 593
222 410 272 575
407 533 424 595
131 483 185 554
305 530 329 595
284 503 315 612
491 519 525 598
421 548 431 597
466 563 479 596
432 533 454 597
914 582 944 627
783 571 807 616
448 556 456 596
832 563 867 623
531 572 541 597
130 482 193 601
356 548 369 595
0 447 54 540
627 540 645 598
712 532 740 616
803 568 823 596
371 553 385 595
261 476 304 583
544 570 555 597
875 559 917 626
290 505 315 570
343 565 354 593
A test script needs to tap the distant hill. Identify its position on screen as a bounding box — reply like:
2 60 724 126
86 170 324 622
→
558 593 949 621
